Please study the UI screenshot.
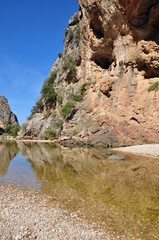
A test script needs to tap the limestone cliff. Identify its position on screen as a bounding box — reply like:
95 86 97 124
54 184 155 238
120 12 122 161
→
0 96 19 132
18 0 159 147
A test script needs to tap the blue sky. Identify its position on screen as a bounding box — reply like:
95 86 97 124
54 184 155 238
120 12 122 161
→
0 0 79 125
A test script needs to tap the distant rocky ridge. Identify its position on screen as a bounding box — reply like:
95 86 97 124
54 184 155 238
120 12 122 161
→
0 96 19 131
18 0 159 147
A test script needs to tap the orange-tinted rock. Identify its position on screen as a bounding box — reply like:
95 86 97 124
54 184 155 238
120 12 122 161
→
20 1 159 146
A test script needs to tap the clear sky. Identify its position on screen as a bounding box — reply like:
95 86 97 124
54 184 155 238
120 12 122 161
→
0 0 79 125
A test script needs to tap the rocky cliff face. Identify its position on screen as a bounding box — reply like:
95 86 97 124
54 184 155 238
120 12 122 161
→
18 0 159 147
0 96 19 131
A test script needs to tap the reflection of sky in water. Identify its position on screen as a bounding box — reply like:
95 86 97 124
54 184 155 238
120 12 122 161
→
0 152 40 190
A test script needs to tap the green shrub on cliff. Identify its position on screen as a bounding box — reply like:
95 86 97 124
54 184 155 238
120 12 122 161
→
56 94 63 105
58 53 63 58
5 124 20 137
148 81 159 92
41 80 56 101
60 100 75 118
29 71 57 119
72 83 87 102
62 57 77 71
73 94 83 102
41 128 57 140
30 98 43 116
55 119 63 128
74 24 80 45
40 71 57 101
80 83 87 95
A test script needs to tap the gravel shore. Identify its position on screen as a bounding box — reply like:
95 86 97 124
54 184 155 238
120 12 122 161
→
1 144 158 240
113 144 159 157
0 184 117 240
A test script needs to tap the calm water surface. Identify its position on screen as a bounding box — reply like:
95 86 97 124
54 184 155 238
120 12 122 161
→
0 141 159 239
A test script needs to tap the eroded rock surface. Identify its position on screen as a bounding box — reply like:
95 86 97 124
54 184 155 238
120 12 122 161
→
19 1 159 146
0 96 19 130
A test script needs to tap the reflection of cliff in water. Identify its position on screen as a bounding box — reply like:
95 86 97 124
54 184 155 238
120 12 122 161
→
18 142 159 239
0 141 19 176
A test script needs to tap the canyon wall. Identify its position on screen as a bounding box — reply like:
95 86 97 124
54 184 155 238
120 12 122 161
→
18 0 159 147
0 96 19 131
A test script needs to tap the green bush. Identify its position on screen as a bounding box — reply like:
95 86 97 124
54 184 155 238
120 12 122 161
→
41 80 56 101
28 72 57 119
72 129 78 136
148 81 159 92
41 128 57 140
80 83 87 95
71 83 87 102
5 124 21 137
64 13 80 45
30 98 43 117
58 53 63 58
48 71 57 83
41 71 57 100
55 119 63 128
62 57 77 71
65 28 74 42
60 100 75 118
56 94 63 104
73 94 83 102
74 24 80 45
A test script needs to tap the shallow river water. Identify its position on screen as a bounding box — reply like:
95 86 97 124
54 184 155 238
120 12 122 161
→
0 141 159 239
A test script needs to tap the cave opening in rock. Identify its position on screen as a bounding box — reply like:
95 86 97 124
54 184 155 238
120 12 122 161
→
90 16 104 39
94 55 114 69
137 60 159 79
126 2 159 44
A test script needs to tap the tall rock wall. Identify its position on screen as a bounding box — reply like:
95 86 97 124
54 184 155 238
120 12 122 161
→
18 0 159 147
0 96 19 130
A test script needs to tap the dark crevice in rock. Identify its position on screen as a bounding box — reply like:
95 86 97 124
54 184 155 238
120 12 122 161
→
137 60 159 78
131 14 148 28
119 1 159 43
79 6 83 20
64 68 78 84
101 85 113 98
93 55 114 69
90 16 104 39
66 108 78 121
130 117 140 124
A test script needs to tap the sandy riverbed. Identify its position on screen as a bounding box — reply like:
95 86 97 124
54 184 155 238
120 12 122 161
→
113 144 159 157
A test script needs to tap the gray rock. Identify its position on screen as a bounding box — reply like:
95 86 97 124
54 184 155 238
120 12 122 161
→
68 12 79 26
107 154 125 161
0 96 19 129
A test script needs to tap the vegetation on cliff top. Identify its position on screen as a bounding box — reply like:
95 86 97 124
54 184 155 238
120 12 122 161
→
30 71 57 118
